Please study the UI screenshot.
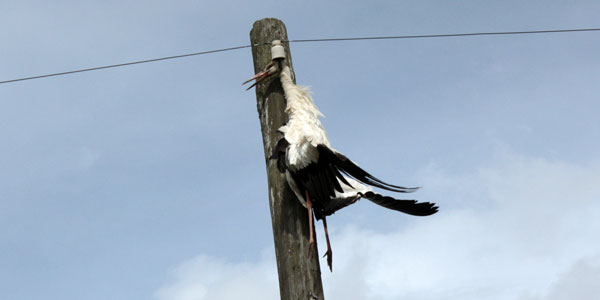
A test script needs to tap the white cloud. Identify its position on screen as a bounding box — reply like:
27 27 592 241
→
522 255 600 300
155 150 600 300
155 251 279 300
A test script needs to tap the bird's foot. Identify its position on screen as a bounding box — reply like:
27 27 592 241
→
323 248 332 272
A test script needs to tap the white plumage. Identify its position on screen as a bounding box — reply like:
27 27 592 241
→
279 66 329 169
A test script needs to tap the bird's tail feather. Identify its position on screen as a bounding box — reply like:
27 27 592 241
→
362 191 438 216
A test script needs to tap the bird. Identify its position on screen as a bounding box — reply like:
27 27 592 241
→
244 51 438 272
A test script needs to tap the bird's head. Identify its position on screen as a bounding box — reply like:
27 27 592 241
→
242 60 281 90
243 40 286 90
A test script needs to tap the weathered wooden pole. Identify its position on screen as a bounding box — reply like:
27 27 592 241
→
250 18 325 300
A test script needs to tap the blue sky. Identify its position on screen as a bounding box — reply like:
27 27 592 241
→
1 1 599 299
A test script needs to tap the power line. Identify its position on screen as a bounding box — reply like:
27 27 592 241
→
2 28 599 85
286 28 600 43
0 45 254 85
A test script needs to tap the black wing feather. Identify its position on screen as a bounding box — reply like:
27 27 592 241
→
318 145 419 193
363 191 438 216
270 138 290 173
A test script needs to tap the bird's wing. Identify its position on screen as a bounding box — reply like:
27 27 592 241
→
316 145 438 216
274 139 438 217
317 170 438 218
317 144 419 193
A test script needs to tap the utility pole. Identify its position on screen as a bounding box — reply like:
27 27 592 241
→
250 18 325 300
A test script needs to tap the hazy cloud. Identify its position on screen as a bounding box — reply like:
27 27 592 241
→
155 252 279 300
156 149 600 300
523 255 600 300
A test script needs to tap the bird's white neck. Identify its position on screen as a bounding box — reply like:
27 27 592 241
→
277 66 331 168
280 66 324 121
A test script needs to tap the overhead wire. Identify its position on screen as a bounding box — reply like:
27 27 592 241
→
1 28 599 85
0 44 255 85
285 28 600 43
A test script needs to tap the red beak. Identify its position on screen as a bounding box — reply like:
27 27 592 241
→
243 62 278 90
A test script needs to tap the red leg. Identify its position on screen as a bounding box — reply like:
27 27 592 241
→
306 191 315 253
322 216 333 271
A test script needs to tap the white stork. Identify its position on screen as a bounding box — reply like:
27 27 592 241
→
244 44 438 271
